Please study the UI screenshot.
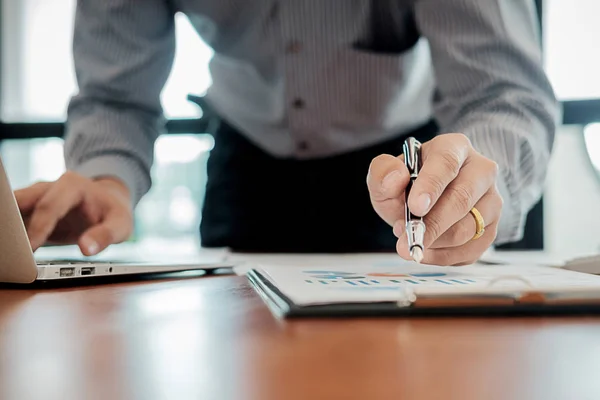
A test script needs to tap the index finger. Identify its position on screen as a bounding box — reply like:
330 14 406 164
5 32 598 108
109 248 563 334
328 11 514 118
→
408 136 470 216
27 179 84 250
14 182 51 213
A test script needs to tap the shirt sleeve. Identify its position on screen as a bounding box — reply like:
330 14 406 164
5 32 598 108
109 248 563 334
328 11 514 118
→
64 0 176 206
414 0 561 245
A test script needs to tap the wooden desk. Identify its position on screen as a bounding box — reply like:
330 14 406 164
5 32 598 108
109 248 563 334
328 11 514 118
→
1 275 600 400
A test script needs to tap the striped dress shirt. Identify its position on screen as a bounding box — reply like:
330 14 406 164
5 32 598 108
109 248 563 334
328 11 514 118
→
65 0 560 245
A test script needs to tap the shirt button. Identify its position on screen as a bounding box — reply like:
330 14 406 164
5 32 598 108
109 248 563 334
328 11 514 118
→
297 141 309 151
286 40 302 54
292 98 305 109
269 3 279 19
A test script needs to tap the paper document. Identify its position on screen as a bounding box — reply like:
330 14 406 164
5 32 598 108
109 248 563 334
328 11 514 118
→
480 249 600 274
230 252 406 275
478 249 594 267
253 262 600 306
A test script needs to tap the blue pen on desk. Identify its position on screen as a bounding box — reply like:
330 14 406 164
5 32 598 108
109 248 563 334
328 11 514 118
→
403 137 426 263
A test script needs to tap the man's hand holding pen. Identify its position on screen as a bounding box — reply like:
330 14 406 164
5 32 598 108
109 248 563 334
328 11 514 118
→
367 133 503 266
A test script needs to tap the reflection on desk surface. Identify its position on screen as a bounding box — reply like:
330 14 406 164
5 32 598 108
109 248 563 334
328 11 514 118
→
1 275 600 400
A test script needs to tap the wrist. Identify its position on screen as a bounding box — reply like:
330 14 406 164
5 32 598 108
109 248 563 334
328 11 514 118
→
67 155 151 208
94 176 132 204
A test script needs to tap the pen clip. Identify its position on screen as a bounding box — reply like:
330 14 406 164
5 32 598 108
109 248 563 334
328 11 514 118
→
402 137 421 177
403 136 424 228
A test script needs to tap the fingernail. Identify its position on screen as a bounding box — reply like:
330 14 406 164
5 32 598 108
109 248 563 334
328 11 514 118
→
413 193 431 215
382 170 403 194
82 237 98 255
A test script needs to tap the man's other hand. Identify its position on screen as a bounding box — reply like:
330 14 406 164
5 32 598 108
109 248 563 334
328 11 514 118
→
14 172 133 256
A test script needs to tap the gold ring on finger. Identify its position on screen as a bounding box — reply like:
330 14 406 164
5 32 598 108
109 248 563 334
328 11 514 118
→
469 207 485 240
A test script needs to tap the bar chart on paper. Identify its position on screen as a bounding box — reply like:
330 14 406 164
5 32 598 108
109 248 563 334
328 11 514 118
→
301 270 482 290
253 264 510 305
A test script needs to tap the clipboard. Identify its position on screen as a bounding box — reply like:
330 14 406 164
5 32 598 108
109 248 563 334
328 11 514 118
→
246 263 600 318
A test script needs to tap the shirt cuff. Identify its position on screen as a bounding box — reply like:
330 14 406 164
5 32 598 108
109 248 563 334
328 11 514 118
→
457 123 549 246
70 154 151 208
493 171 525 245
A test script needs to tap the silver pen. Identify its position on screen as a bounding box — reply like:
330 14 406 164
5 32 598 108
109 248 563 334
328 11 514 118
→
402 137 426 263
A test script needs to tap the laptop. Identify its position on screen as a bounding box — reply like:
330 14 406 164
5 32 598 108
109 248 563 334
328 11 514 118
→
0 156 232 284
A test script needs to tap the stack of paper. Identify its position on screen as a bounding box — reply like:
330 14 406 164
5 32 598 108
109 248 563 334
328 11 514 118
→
251 261 600 307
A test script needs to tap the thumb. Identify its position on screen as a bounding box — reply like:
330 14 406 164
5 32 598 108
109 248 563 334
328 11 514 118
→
78 210 132 256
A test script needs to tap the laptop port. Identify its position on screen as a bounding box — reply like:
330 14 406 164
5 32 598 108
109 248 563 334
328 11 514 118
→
59 267 75 277
80 267 95 276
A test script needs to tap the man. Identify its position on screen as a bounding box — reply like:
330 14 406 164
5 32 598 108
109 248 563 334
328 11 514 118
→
15 1 559 265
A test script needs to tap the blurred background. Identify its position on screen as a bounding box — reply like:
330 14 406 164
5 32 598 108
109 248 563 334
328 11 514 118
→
1 0 599 255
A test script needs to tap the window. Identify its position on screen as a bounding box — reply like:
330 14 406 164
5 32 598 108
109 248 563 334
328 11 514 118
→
1 0 213 121
1 0 215 243
543 0 600 100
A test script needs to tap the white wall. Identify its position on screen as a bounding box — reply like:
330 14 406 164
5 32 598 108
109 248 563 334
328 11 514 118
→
544 125 600 255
